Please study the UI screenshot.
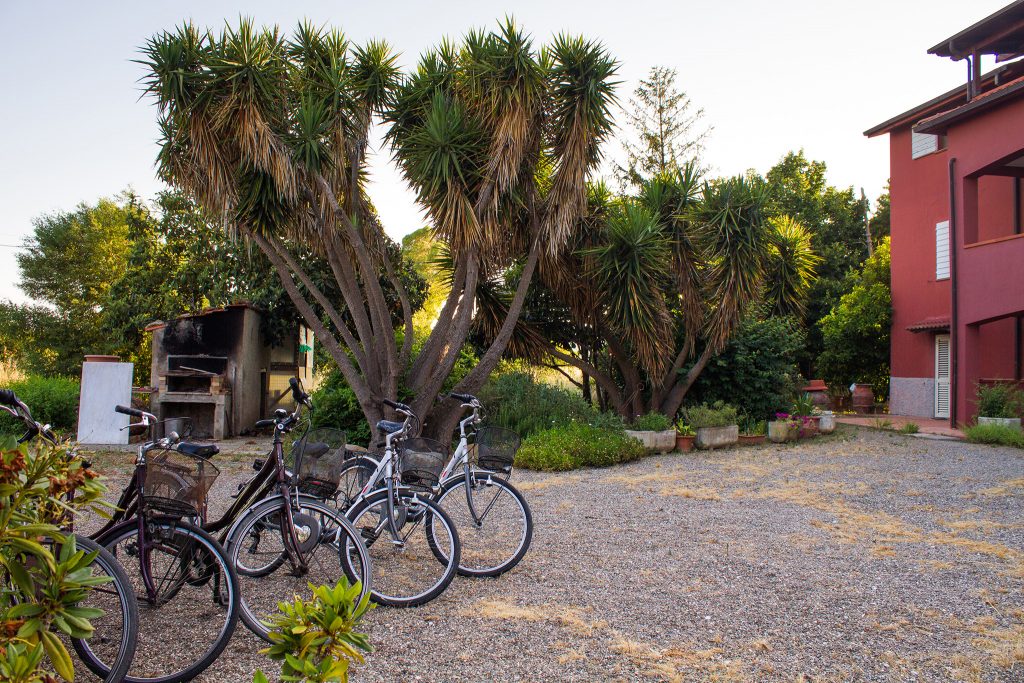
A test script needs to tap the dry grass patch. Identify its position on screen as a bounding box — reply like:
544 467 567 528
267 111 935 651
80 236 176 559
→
611 636 747 682
465 599 607 636
659 484 722 501
978 478 1024 498
515 473 582 492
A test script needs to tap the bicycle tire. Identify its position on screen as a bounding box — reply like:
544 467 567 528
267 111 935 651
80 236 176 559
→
432 472 533 578
45 534 139 683
224 496 372 642
90 519 240 683
344 487 460 608
334 456 381 511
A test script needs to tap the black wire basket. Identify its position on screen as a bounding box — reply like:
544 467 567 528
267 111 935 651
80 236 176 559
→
143 450 219 517
398 437 448 490
290 428 347 498
472 427 520 475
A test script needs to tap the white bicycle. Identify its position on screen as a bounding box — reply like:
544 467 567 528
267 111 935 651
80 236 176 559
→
336 393 533 580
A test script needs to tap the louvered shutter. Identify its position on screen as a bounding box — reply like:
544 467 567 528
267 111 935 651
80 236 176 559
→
912 132 939 159
936 221 950 280
934 334 950 419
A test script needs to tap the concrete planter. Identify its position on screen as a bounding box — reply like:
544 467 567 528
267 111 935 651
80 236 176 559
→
818 413 836 433
768 420 796 443
625 429 677 454
694 424 738 450
978 416 1022 431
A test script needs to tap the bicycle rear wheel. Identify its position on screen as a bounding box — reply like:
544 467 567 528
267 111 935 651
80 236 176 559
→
225 496 372 642
344 487 460 607
43 534 138 683
91 519 239 683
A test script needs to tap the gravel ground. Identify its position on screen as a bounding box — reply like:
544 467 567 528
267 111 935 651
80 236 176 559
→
79 426 1024 682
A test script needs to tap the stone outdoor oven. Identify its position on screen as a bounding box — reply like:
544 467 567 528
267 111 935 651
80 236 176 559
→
146 304 314 439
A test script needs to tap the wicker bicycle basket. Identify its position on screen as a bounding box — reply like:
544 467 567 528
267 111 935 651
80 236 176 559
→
398 437 448 490
472 427 521 475
143 450 219 517
290 428 347 498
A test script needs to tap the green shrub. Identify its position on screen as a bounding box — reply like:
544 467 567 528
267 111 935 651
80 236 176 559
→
310 373 371 447
790 393 816 417
629 412 672 431
976 384 1023 419
0 376 80 435
964 423 1024 449
687 314 806 420
515 423 645 471
479 371 593 437
898 422 920 434
588 411 626 431
738 414 767 435
256 578 372 683
683 401 739 428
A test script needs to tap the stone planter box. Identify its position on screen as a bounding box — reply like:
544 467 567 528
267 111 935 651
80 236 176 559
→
694 424 738 450
818 413 836 434
768 420 796 443
978 416 1022 431
625 429 677 454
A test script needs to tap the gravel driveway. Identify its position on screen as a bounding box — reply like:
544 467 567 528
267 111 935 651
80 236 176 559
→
81 427 1024 682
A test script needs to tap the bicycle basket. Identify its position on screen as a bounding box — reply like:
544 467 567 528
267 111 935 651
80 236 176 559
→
398 437 448 490
473 427 520 475
291 428 347 498
143 450 219 517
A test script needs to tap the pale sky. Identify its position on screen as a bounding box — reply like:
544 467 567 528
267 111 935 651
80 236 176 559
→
0 0 1006 302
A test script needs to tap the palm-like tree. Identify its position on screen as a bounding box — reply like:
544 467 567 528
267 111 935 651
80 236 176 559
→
482 167 819 418
140 19 617 438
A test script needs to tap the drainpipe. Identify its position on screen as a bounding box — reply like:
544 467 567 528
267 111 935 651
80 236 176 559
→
948 158 959 427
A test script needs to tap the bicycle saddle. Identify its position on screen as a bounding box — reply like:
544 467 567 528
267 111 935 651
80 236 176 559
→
376 419 404 434
176 442 219 459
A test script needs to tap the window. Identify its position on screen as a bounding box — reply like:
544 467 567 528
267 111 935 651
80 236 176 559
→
911 131 946 159
936 220 950 280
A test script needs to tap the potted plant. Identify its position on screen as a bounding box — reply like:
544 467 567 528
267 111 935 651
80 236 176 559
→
738 415 767 445
976 383 1023 430
768 413 800 443
851 383 875 413
817 410 836 434
625 412 677 454
684 401 739 450
790 394 819 437
674 421 695 452
802 379 830 410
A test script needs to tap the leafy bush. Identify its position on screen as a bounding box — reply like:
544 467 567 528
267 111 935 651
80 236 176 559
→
629 412 672 431
976 384 1023 419
683 401 739 428
479 371 594 438
790 393 816 417
0 376 80 435
310 373 371 448
898 422 920 434
687 314 805 420
256 579 372 683
588 411 626 431
0 437 108 682
964 423 1024 449
738 414 766 435
515 423 645 471
817 238 891 396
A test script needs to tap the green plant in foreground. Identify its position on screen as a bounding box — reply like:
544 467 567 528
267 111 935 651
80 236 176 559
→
738 414 767 436
673 418 695 436
872 418 894 430
898 422 920 435
0 437 109 682
683 401 739 429
629 412 672 431
255 579 373 683
964 423 1024 449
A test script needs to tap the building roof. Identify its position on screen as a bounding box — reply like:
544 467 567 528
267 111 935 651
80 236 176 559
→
914 74 1024 134
928 0 1024 60
907 315 951 332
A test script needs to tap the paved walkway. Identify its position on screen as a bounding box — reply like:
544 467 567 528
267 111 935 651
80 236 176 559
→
837 414 964 439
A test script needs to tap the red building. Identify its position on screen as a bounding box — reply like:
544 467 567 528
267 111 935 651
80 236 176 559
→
866 1 1024 425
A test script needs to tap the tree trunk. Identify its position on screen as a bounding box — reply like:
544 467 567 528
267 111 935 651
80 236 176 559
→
659 343 717 417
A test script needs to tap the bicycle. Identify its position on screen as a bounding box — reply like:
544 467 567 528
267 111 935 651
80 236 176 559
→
91 378 372 645
0 389 139 683
336 392 533 578
333 398 462 607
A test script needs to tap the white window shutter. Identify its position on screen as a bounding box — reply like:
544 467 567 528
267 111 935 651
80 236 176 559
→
912 131 939 159
936 221 950 280
934 335 951 419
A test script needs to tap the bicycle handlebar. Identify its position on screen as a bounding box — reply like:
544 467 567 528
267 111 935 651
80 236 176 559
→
383 398 411 412
447 392 476 403
115 404 144 418
0 389 17 406
289 377 310 406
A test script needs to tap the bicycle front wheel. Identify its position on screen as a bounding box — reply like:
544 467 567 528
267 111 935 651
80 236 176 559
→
433 472 533 577
225 496 372 642
344 487 460 607
93 519 240 683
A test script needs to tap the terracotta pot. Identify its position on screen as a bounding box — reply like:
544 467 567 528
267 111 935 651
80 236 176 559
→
802 380 831 410
851 384 875 413
738 434 766 446
675 434 695 452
